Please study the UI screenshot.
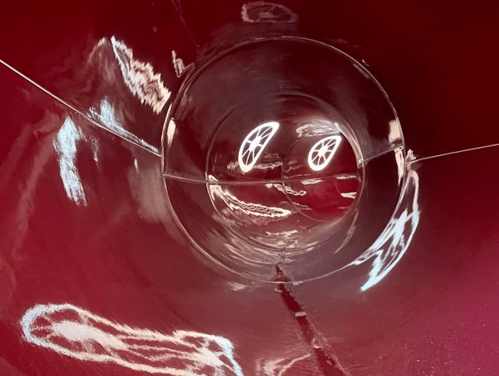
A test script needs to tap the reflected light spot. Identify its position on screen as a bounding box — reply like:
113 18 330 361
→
273 184 307 197
209 184 291 219
241 2 297 23
395 147 405 183
340 192 357 199
21 303 244 376
111 36 171 114
238 122 279 173
172 50 186 77
307 136 342 172
388 119 402 144
257 354 311 376
166 119 177 148
53 118 87 206
90 99 159 154
171 50 193 78
52 321 128 350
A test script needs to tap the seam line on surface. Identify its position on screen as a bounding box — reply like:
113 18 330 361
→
362 145 404 164
274 266 349 376
0 58 162 158
411 142 499 163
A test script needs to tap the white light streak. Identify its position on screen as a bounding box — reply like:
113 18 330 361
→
348 168 420 291
111 36 171 114
53 118 87 206
209 184 291 219
90 99 159 154
257 353 311 376
21 303 243 376
340 192 357 199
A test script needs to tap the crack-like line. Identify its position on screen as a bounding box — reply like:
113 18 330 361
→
410 142 499 163
274 266 348 376
0 58 161 158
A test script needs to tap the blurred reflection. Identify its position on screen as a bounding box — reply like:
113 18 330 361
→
172 50 186 77
53 118 87 206
238 122 279 173
241 2 297 23
272 183 307 197
209 183 292 222
307 136 342 172
21 304 243 376
295 120 340 138
256 354 311 375
90 99 159 153
110 36 171 114
348 167 420 291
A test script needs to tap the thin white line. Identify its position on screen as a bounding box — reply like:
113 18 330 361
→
362 146 400 163
0 58 161 158
411 142 499 163
162 173 361 185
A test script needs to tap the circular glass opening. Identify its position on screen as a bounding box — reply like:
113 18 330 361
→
163 37 404 282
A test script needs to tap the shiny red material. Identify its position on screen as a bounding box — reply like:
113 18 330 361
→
1 1 499 375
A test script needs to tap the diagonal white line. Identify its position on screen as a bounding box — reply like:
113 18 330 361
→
411 142 499 163
0 58 161 157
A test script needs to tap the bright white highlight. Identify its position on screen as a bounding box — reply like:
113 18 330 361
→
53 118 87 206
111 36 171 114
340 192 357 199
272 184 307 197
348 168 420 291
21 303 244 376
238 122 279 173
307 136 342 172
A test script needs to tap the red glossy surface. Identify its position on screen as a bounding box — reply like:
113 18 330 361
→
1 1 499 375
0 63 320 375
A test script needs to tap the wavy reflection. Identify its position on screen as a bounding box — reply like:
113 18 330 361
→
348 167 420 291
241 2 297 23
256 353 311 376
53 118 87 206
21 304 243 376
111 36 171 114
90 98 159 153
209 184 292 222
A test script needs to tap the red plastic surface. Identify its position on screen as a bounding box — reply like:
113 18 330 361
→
1 1 499 375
